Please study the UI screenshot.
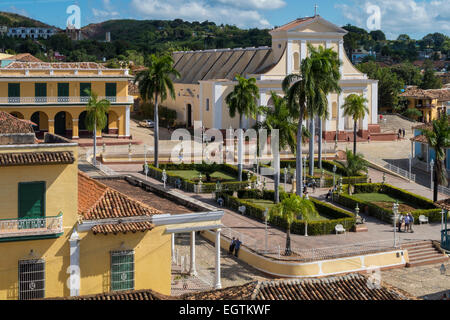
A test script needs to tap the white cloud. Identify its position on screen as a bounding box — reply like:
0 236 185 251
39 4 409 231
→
92 0 120 18
130 0 271 28
216 0 286 10
335 0 450 39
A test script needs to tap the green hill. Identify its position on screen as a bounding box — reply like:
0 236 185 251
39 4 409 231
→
0 11 56 28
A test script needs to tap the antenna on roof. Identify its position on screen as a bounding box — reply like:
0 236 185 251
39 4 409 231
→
314 4 318 16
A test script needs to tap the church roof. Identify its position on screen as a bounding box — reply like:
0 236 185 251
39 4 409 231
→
172 46 278 84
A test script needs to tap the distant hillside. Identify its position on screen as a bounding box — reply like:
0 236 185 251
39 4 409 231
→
0 11 56 28
81 19 272 52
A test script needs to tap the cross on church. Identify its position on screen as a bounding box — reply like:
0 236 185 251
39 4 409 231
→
314 4 318 16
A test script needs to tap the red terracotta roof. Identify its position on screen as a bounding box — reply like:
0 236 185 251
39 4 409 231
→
0 111 34 134
4 62 107 70
7 53 42 63
91 221 154 235
0 151 74 166
61 288 173 300
78 172 162 225
410 135 428 143
435 198 450 211
272 16 315 32
400 88 450 101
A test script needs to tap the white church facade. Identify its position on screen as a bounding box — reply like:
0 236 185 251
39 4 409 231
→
164 15 381 142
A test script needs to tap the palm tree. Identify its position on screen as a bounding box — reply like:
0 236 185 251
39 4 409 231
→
256 92 297 203
283 45 341 193
269 194 317 256
225 75 260 181
135 54 180 168
85 90 110 166
342 94 369 154
336 150 368 177
419 115 450 202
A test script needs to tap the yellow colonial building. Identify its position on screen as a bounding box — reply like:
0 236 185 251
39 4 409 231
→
0 61 134 139
0 112 224 300
401 87 450 123
164 15 379 141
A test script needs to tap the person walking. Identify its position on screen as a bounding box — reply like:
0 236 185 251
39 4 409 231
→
234 238 242 257
405 214 410 233
402 128 406 138
229 237 236 254
398 214 404 232
408 213 414 232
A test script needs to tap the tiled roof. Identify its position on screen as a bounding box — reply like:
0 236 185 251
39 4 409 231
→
410 135 428 143
435 198 450 211
400 88 450 101
251 274 412 300
63 288 173 300
7 53 42 62
0 111 34 134
0 151 74 166
271 16 315 32
91 221 154 235
4 62 107 70
78 172 162 224
64 273 415 301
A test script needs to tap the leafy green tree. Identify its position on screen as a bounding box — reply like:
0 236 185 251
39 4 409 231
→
342 94 369 154
370 30 386 41
391 63 422 86
256 92 297 203
85 90 111 166
420 60 443 89
225 75 260 181
336 150 368 177
135 54 180 168
419 116 450 202
403 108 422 121
269 194 317 256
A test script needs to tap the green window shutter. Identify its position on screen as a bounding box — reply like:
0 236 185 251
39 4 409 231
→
35 83 47 102
80 83 91 97
8 83 20 103
57 83 69 101
18 182 45 220
106 83 117 103
111 251 134 291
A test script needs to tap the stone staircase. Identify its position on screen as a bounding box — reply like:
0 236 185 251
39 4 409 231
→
403 240 449 267
379 114 420 135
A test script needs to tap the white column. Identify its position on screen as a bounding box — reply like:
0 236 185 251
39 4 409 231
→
69 229 80 297
362 89 369 130
325 93 331 131
125 105 130 137
213 83 223 129
258 91 267 123
371 82 379 124
189 231 197 276
300 40 307 62
214 228 222 289
338 93 345 131
338 40 344 77
171 233 176 263
287 40 293 74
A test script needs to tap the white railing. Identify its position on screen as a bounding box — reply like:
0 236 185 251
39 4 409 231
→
221 226 400 262
85 148 118 176
384 162 416 181
0 96 134 104
438 185 450 197
0 214 63 238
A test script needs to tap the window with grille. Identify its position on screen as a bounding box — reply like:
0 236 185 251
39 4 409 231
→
19 259 45 300
206 99 210 111
111 251 134 291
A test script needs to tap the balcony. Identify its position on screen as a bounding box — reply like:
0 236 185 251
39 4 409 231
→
0 214 63 240
0 96 134 105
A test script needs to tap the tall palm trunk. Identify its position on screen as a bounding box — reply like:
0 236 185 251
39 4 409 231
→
285 227 292 256
309 117 315 176
433 163 439 202
296 110 304 196
238 115 243 181
353 119 357 154
154 93 159 168
93 120 97 166
318 118 323 169
274 144 280 204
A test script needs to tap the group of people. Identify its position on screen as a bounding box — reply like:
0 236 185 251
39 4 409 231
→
229 237 242 257
398 213 414 232
397 128 406 140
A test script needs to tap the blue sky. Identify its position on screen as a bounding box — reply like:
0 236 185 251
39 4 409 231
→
1 0 449 40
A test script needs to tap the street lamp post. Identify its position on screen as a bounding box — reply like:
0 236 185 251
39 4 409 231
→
408 154 412 181
263 208 269 253
430 159 434 190
162 169 167 189
333 165 337 187
303 156 306 185
283 167 287 192
393 201 399 247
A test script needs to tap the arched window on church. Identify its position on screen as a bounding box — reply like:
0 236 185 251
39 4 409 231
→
293 52 300 72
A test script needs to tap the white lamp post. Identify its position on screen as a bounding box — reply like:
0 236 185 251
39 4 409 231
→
263 208 269 253
430 159 434 190
162 169 167 189
333 165 337 187
393 201 399 247
283 167 288 192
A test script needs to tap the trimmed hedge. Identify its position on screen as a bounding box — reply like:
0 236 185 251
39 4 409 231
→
334 183 441 224
216 189 355 236
144 163 254 193
262 159 367 187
